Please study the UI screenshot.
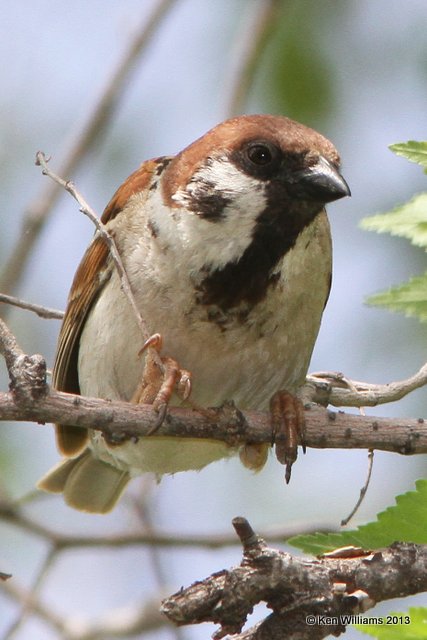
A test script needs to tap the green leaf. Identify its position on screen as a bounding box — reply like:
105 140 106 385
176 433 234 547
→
366 272 427 322
390 141 427 171
356 607 427 639
360 193 427 249
258 3 336 126
289 480 427 555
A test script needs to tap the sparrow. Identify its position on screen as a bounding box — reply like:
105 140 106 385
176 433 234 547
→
38 114 350 513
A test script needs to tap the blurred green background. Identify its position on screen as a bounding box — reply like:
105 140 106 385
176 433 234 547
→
1 1 426 638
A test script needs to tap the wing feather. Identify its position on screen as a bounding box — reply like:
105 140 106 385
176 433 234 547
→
53 159 163 455
53 237 111 454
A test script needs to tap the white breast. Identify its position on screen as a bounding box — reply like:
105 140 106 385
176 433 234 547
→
78 203 331 475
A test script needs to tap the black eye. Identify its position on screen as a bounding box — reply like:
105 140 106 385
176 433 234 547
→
236 139 281 179
247 144 273 166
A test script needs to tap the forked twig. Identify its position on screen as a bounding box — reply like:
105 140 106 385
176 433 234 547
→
35 151 163 370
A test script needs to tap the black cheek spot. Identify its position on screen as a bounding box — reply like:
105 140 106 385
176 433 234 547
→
194 192 232 221
185 176 232 221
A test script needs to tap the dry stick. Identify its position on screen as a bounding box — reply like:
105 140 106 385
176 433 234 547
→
308 364 427 407
225 0 282 117
0 293 63 320
3 548 59 640
2 290 427 410
34 152 163 371
1 313 427 454
0 580 71 640
321 373 375 525
341 449 375 527
1 385 427 456
1 287 427 413
162 527 427 640
0 497 335 550
0 0 176 298
0 316 25 372
1 578 170 640
35 152 151 343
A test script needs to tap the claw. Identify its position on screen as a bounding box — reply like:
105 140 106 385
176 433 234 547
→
139 332 163 356
178 370 192 401
146 402 168 435
270 390 306 483
132 343 193 436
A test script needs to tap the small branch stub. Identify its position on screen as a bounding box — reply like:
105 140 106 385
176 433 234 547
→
0 316 48 404
232 517 262 552
9 353 48 405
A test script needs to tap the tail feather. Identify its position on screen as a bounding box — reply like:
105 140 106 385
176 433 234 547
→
38 449 130 514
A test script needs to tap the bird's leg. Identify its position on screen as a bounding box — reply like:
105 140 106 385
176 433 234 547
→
131 334 192 433
270 390 306 483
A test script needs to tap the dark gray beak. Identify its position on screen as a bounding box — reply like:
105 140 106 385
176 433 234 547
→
292 156 351 203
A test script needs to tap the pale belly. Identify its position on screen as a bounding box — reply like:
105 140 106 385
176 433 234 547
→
78 216 331 475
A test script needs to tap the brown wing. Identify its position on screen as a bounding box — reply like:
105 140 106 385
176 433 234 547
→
53 237 111 454
53 159 163 455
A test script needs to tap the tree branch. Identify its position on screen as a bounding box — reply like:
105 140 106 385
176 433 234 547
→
0 385 426 457
0 316 426 457
162 517 427 640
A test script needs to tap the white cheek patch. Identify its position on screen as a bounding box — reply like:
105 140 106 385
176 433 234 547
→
171 157 268 269
173 156 266 213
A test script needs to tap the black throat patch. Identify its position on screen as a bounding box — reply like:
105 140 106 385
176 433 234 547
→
195 192 324 315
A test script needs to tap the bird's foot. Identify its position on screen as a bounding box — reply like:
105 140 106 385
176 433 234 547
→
270 389 306 483
131 333 192 433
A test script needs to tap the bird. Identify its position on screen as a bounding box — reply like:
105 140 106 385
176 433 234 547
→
38 114 350 513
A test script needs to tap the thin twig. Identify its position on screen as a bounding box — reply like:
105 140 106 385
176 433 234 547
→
1 576 170 640
34 152 163 371
0 498 335 549
127 482 187 640
0 0 176 299
0 293 63 320
313 372 374 524
225 0 282 117
308 364 427 406
341 450 375 526
3 547 58 640
0 579 70 639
